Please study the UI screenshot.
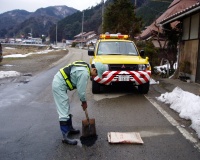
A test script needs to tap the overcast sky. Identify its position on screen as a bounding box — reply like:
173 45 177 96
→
0 0 103 14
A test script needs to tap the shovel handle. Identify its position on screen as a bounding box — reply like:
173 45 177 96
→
85 108 90 122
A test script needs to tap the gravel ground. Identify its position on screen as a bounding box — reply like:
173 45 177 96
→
0 46 68 85
0 46 68 74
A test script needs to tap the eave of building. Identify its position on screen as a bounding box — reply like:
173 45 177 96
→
160 2 200 25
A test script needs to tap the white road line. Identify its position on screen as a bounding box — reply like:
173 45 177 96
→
145 95 200 151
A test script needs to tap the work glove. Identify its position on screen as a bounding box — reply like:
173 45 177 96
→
81 101 87 111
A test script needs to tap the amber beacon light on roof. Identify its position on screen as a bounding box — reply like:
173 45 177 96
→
100 33 129 40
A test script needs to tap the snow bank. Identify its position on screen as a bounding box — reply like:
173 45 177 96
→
156 87 200 138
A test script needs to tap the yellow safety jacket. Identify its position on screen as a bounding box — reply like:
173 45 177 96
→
60 60 90 91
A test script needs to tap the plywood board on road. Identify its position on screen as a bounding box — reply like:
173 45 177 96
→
108 132 144 144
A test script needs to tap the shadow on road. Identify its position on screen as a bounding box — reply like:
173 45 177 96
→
100 82 139 94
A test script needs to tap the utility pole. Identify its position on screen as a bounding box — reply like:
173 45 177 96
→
81 11 84 48
134 0 137 13
102 0 104 33
56 23 57 46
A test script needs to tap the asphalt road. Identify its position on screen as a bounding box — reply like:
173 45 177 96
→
0 48 200 160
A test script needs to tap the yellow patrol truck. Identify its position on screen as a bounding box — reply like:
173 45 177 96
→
88 33 151 94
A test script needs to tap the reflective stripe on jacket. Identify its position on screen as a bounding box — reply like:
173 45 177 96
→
59 60 90 90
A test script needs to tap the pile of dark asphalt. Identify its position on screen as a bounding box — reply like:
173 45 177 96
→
80 135 98 147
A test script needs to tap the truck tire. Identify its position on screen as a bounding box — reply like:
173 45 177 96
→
138 82 149 94
92 79 100 94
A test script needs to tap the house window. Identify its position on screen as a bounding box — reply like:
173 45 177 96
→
182 17 190 40
190 13 199 39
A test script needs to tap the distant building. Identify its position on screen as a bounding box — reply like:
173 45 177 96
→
73 31 98 47
0 39 6 43
22 38 42 44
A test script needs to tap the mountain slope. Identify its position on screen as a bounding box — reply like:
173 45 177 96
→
49 4 103 41
0 10 31 30
0 6 78 38
31 6 77 19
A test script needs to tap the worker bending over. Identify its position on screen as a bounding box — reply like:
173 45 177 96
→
52 60 108 145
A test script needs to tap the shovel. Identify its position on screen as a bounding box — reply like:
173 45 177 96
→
82 108 96 137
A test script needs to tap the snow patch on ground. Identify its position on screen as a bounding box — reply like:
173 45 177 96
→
3 49 54 58
0 71 21 79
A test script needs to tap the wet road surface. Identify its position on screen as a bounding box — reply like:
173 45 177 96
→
0 48 200 160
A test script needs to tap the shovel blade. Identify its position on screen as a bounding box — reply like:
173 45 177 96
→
82 118 96 137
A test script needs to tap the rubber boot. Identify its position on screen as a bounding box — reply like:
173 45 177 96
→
69 114 80 134
60 121 77 145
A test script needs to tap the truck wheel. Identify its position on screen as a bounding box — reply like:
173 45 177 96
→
92 79 100 94
138 82 149 94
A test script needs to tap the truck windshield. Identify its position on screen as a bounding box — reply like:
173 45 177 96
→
97 41 138 55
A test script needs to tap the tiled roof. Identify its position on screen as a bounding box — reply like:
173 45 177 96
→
168 0 180 8
74 31 96 38
139 0 199 40
74 32 86 38
73 31 97 43
160 1 200 24
82 31 95 37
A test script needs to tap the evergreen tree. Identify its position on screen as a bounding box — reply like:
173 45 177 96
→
103 0 142 38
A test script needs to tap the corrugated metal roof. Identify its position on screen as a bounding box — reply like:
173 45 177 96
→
140 0 199 40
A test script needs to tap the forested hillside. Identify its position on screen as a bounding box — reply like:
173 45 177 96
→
0 6 77 38
50 0 173 41
49 4 103 41
136 0 172 27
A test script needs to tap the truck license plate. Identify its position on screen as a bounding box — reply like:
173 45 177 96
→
119 75 129 81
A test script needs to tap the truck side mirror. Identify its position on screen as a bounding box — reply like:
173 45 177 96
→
140 50 145 57
88 50 94 56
